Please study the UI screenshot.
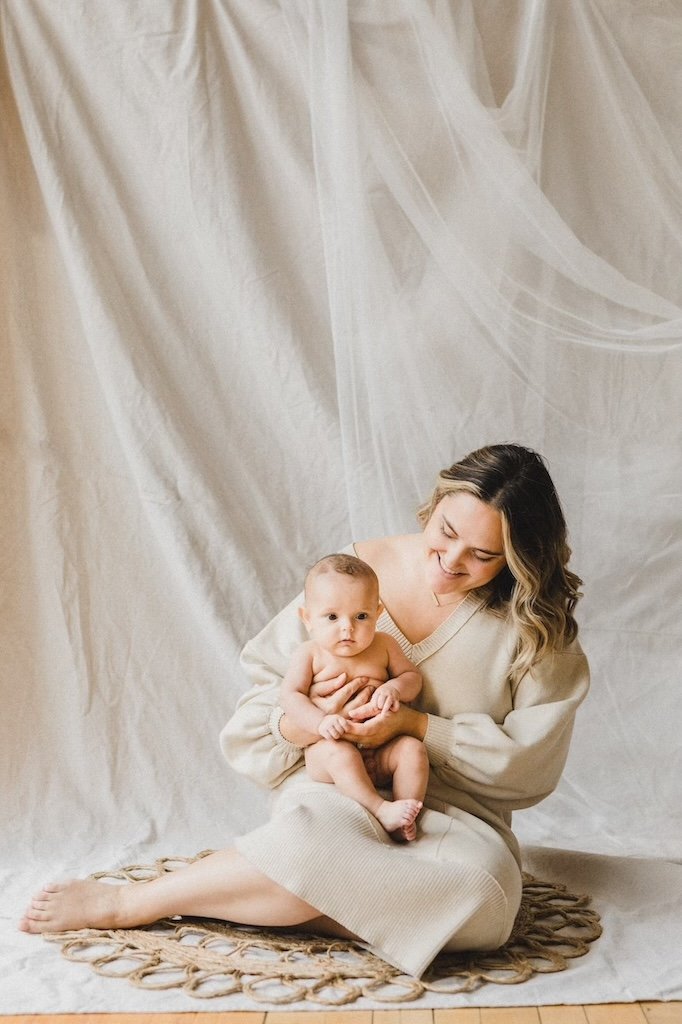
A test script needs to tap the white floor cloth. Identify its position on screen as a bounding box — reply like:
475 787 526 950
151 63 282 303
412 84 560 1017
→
2 0 681 1010
3 847 682 1011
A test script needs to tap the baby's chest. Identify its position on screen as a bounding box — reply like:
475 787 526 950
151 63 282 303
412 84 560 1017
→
313 652 388 682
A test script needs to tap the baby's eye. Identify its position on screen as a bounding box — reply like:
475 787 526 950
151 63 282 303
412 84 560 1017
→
327 613 338 621
357 612 369 620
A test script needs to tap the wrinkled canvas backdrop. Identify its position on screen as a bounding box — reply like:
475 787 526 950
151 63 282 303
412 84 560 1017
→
2 0 682 1009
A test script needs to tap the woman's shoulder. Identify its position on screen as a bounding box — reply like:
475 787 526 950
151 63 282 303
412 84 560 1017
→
353 533 420 571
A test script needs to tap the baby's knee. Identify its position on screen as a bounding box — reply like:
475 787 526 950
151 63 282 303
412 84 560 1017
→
324 738 359 766
305 737 335 769
305 738 356 780
394 735 428 762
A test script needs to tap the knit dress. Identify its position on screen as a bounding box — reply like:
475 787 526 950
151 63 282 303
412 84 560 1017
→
220 570 590 978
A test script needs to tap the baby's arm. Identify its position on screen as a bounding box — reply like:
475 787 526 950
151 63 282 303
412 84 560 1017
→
280 644 348 740
371 635 422 713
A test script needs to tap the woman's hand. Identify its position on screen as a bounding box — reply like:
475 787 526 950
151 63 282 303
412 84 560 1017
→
344 705 427 749
280 674 378 748
309 673 376 719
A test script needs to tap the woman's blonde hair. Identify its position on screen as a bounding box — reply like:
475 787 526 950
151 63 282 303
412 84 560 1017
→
417 444 583 683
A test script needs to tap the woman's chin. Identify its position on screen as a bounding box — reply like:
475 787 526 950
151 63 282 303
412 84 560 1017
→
431 567 466 591
431 580 467 601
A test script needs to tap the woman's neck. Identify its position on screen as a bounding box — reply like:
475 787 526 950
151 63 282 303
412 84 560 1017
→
355 533 473 646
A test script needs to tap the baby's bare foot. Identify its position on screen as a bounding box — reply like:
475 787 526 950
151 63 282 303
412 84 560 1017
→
375 798 422 839
19 879 130 934
396 816 419 843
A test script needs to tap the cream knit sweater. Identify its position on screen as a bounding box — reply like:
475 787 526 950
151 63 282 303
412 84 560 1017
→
221 580 589 976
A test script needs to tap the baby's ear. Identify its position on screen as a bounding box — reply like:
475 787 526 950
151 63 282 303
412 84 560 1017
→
298 606 310 630
377 601 384 617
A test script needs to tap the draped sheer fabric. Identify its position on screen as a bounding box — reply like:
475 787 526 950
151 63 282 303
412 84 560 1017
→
2 0 682 1010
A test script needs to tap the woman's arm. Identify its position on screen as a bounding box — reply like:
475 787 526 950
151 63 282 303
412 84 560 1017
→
424 639 590 809
344 704 428 747
220 593 309 789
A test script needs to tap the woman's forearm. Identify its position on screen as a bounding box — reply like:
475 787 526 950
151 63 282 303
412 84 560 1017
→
279 694 428 749
401 706 428 741
346 705 428 747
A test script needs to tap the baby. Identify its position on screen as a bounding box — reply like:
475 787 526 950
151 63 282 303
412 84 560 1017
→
281 553 429 841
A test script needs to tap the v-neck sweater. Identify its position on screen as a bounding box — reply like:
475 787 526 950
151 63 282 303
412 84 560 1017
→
221 550 589 977
376 590 483 663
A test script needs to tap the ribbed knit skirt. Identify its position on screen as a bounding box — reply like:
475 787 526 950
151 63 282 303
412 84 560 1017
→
234 770 522 978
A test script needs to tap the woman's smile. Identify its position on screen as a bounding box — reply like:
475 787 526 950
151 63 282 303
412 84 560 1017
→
423 492 506 598
438 556 465 577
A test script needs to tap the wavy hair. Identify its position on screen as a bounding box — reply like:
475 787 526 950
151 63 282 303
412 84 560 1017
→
417 444 583 683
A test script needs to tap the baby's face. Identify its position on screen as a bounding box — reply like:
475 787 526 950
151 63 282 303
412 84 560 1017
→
301 573 381 658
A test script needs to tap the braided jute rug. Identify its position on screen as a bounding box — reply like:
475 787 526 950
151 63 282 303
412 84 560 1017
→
44 851 602 1005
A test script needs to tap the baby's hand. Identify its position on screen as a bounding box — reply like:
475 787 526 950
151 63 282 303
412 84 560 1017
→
371 682 401 714
318 714 348 740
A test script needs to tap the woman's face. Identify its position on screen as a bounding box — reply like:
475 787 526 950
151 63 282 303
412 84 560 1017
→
422 491 507 599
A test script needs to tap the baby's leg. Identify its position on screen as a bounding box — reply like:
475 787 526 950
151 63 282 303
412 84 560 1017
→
374 736 429 842
305 739 422 837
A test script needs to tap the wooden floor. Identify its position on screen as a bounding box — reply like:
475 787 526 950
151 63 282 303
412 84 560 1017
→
3 1005 682 1023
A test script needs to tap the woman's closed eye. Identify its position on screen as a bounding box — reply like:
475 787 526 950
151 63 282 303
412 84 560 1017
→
441 517 499 563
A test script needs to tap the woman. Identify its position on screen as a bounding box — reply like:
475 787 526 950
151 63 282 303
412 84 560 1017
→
20 444 589 980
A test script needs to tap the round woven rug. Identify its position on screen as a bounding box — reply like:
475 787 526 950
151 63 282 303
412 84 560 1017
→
45 851 602 1005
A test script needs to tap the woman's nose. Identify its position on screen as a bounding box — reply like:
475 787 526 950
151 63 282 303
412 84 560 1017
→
443 541 465 571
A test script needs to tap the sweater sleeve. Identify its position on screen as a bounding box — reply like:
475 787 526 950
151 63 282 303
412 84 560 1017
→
219 592 308 790
423 638 590 809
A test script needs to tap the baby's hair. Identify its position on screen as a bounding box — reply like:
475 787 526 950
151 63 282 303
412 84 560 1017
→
304 553 379 597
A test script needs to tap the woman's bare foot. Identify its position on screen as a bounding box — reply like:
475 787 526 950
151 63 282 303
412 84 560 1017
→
375 798 422 841
19 879 139 934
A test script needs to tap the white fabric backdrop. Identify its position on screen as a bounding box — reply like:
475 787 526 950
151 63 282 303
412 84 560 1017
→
2 0 682 1010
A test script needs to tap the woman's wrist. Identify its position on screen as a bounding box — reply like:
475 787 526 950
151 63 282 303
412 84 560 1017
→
401 705 428 741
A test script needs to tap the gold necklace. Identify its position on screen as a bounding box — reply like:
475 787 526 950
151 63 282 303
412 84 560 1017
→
431 591 466 608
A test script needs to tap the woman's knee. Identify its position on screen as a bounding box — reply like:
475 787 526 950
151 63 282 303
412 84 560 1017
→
443 880 520 953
